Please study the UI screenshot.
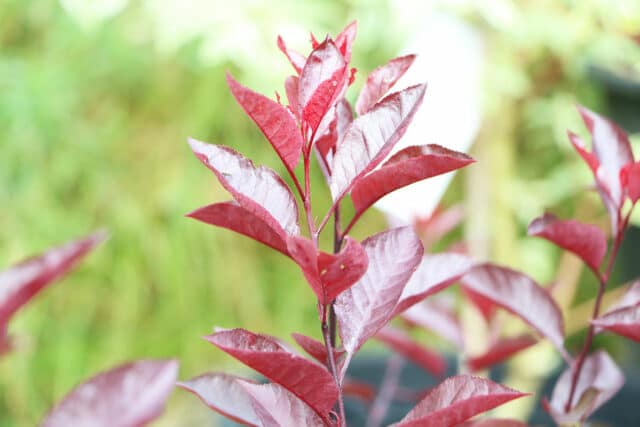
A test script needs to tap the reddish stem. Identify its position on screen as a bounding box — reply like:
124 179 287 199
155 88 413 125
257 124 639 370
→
564 209 631 411
321 305 346 425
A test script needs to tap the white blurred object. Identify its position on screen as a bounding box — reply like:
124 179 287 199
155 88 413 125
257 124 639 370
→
375 12 485 225
59 0 128 27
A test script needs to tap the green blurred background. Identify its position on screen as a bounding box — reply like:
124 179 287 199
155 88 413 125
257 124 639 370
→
1 0 639 425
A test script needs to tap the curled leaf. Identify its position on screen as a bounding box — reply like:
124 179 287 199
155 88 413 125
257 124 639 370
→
528 213 606 273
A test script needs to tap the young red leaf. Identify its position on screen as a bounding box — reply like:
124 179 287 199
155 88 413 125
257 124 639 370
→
239 381 325 427
334 20 357 63
462 264 567 357
187 202 289 256
375 326 447 377
415 204 465 250
466 335 537 372
335 227 424 358
330 84 427 202
42 359 178 427
0 232 106 330
544 350 624 425
291 332 345 368
528 213 607 274
351 145 474 216
394 253 473 315
463 286 498 322
277 35 306 74
316 99 354 166
205 328 338 417
226 73 303 171
592 304 640 342
188 138 299 235
298 39 347 134
621 161 640 203
355 54 416 115
286 235 368 304
391 375 528 427
401 301 464 349
178 373 261 426
285 75 301 119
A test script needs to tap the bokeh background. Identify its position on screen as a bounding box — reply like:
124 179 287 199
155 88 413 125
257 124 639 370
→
1 0 640 425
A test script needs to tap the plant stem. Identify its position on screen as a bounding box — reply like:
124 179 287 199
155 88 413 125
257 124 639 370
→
366 353 404 427
322 305 346 425
329 206 344 347
564 209 630 411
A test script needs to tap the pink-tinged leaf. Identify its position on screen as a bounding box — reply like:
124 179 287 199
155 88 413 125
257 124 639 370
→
335 21 357 63
544 350 623 424
351 145 474 216
343 379 376 401
227 74 303 171
285 75 300 119
355 54 416 115
0 232 106 329
395 253 473 315
401 301 464 349
330 84 427 202
205 328 338 417
592 304 640 342
287 235 368 304
375 326 447 377
240 381 325 427
335 227 424 356
415 204 465 251
608 280 640 311
391 375 528 427
463 286 497 322
298 39 347 134
187 202 288 256
178 373 261 426
621 161 640 203
462 264 567 356
291 332 345 367
277 35 306 74
528 213 607 273
462 419 529 427
188 138 299 235
42 359 178 427
316 99 354 165
568 131 599 174
467 335 537 372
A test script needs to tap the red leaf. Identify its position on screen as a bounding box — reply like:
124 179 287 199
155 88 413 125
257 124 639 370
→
286 235 368 304
463 286 497 322
343 379 376 401
0 232 105 331
592 304 640 342
415 204 465 251
401 301 464 349
467 335 537 372
187 202 289 256
621 161 640 203
291 332 345 367
608 280 640 311
568 131 598 174
42 359 178 427
227 73 303 171
189 139 299 236
277 35 306 74
298 39 347 134
375 326 447 377
335 21 357 63
316 99 353 167
335 227 424 357
462 264 567 357
240 381 325 427
528 213 607 273
285 75 300 119
391 375 528 427
178 373 261 426
330 84 427 202
394 253 473 315
205 328 338 417
544 350 623 424
351 145 474 216
355 54 416 115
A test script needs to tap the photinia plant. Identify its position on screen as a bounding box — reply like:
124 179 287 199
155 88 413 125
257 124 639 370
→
180 21 528 426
